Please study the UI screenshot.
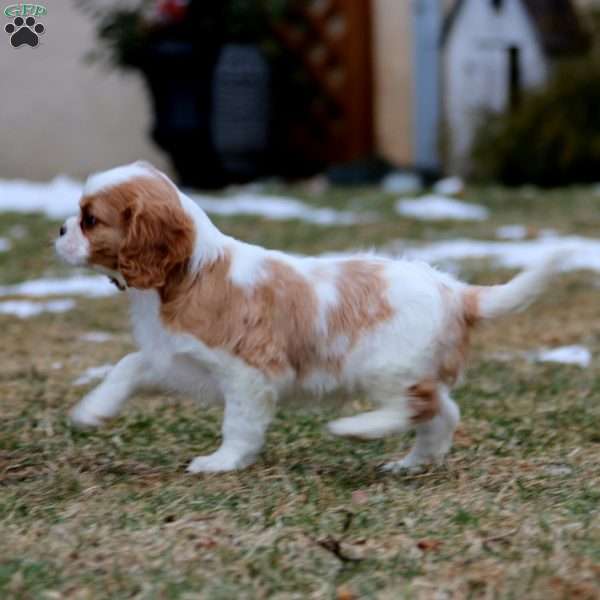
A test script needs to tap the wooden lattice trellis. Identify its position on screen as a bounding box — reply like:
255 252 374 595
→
274 0 373 166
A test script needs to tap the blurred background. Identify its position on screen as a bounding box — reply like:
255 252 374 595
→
3 4 600 597
2 0 598 189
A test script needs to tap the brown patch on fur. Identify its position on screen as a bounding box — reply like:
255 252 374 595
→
80 176 195 289
162 256 395 378
80 191 128 272
81 176 394 377
161 253 320 377
408 380 440 423
326 260 393 357
436 285 483 386
463 286 481 327
408 286 483 424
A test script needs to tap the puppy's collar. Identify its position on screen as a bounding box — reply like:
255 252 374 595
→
94 266 128 292
109 276 127 291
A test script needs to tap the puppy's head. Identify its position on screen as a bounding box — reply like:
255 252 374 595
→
55 162 194 289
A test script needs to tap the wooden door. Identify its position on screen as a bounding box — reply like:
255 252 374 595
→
274 0 373 166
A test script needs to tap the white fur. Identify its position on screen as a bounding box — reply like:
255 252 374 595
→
477 250 566 319
177 191 226 269
62 165 563 473
55 216 90 266
227 241 268 287
381 388 460 473
312 265 339 336
84 162 152 196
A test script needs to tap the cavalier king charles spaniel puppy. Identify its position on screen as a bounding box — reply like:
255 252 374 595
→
55 161 563 473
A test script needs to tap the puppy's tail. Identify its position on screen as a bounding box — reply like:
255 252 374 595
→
465 250 569 322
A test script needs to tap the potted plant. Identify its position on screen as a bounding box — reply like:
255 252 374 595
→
77 0 289 188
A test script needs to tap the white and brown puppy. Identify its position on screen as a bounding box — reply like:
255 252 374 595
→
56 161 562 473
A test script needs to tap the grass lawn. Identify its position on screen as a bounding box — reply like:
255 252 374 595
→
0 184 599 599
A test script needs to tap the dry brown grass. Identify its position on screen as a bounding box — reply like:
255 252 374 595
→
0 187 599 599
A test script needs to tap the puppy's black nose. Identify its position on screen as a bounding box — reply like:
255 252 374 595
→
59 225 66 237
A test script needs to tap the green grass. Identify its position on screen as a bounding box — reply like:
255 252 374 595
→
0 185 599 599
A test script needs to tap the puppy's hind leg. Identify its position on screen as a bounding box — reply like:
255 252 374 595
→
382 387 460 473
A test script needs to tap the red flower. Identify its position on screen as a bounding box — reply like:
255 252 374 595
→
156 0 189 23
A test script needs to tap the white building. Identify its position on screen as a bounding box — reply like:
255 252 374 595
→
443 0 587 172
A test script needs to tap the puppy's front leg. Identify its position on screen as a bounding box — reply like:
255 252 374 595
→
187 381 277 473
70 352 155 427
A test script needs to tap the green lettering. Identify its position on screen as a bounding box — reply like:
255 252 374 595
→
3 3 46 18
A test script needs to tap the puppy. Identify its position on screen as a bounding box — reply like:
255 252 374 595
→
56 161 562 473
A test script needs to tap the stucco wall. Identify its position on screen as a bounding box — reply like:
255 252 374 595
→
0 2 171 181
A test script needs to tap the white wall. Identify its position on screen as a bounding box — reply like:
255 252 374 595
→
0 1 171 181
444 0 549 172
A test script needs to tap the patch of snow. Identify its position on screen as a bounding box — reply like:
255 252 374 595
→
495 225 557 241
395 195 489 222
396 235 600 273
0 176 81 219
190 192 372 225
0 176 370 226
8 225 28 239
79 331 114 343
0 276 118 298
0 238 10 252
73 363 114 386
0 299 76 318
225 181 268 195
488 346 591 370
544 464 574 477
519 185 539 199
532 345 591 368
381 172 423 195
301 175 329 196
486 350 518 363
496 224 529 240
432 176 464 196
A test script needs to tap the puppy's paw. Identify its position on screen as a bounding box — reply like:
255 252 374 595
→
380 457 429 475
69 404 107 428
186 450 255 474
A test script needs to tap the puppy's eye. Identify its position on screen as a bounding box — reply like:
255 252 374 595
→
82 214 97 229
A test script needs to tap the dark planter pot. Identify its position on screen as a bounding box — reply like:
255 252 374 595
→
211 44 271 182
139 40 271 188
140 39 225 189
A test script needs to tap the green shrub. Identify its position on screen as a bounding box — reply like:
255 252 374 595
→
471 56 600 186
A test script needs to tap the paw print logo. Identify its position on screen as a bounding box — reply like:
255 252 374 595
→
5 16 45 48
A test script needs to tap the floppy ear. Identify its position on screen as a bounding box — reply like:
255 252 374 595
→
118 183 195 289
